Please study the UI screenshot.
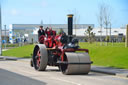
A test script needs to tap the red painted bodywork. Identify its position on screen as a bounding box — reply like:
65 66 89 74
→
38 33 89 62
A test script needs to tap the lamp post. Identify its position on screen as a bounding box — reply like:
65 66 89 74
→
4 25 6 49
109 22 111 42
0 5 2 56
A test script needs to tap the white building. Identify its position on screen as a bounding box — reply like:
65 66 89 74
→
9 24 126 43
73 28 126 36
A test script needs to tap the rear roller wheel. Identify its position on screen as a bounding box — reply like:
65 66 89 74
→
33 44 48 71
60 52 91 75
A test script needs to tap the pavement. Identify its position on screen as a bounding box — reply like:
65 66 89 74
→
0 56 128 78
0 56 24 61
91 66 128 78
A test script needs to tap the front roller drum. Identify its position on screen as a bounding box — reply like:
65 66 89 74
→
33 44 48 71
60 52 91 75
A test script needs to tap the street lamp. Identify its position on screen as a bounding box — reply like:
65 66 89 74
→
0 4 2 56
4 25 6 49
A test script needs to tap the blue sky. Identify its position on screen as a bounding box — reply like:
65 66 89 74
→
1 0 128 29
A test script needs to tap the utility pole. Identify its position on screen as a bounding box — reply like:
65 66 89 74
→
125 24 128 47
4 25 6 49
109 22 111 42
0 5 2 56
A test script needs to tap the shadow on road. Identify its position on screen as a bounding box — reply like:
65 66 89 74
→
0 69 46 85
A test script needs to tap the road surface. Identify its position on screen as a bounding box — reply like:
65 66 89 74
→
0 59 128 85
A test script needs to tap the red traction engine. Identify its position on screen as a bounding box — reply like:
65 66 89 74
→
31 14 92 75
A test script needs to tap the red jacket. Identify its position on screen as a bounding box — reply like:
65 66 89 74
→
46 30 56 37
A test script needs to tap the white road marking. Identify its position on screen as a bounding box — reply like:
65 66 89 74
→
51 77 81 85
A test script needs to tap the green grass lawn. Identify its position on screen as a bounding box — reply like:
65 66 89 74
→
2 44 34 58
80 42 128 69
2 42 128 69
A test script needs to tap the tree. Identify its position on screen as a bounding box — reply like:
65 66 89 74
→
103 4 111 38
97 3 105 44
122 36 125 42
73 9 80 35
85 26 95 43
97 2 112 45
105 36 109 42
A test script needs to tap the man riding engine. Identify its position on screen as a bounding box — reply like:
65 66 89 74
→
45 27 56 37
38 26 45 44
38 27 56 48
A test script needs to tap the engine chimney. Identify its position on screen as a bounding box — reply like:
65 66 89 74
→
67 14 73 42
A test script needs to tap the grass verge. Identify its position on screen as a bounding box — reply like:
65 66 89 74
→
79 42 128 69
2 44 34 58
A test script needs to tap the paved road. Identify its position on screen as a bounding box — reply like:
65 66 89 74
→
0 59 128 85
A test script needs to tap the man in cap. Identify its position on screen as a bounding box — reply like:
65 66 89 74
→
38 26 45 38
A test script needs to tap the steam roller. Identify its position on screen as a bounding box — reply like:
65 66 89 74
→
30 14 92 75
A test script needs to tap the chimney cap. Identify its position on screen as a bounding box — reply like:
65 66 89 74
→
67 14 74 17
